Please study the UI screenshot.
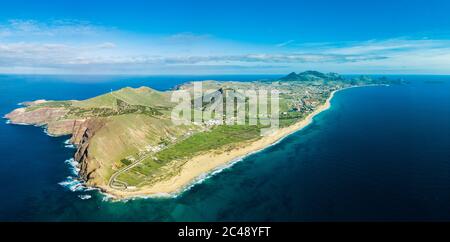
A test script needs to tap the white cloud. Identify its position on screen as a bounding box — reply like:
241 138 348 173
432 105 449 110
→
276 40 295 47
0 19 449 74
164 32 212 44
0 19 103 39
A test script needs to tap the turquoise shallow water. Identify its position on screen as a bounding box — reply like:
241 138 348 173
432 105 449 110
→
0 75 449 221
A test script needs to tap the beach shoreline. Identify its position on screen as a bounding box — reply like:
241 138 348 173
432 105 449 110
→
4 83 382 200
101 86 362 200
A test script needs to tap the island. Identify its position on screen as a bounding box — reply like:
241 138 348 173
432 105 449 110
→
4 71 397 199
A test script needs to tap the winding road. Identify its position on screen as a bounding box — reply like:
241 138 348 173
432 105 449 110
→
108 153 153 190
107 90 145 190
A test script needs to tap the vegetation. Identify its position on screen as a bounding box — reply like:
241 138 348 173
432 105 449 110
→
120 158 133 166
116 125 262 186
10 71 399 189
156 125 261 162
26 101 72 111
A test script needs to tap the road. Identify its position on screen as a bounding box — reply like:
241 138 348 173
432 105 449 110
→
107 91 147 190
108 153 153 190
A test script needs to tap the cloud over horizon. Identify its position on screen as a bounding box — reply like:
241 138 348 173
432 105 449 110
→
0 19 449 75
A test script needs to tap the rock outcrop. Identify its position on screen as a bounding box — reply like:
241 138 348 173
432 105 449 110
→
5 107 68 126
72 118 106 186
5 103 106 186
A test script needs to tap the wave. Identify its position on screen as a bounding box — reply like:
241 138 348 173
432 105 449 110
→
115 156 250 202
7 122 30 126
59 176 100 194
59 176 85 192
101 192 117 202
64 158 80 176
104 102 333 201
59 157 103 196
43 128 58 137
137 88 349 199
64 139 76 149
175 157 245 198
78 194 92 200
5 119 61 138
100 88 337 201
84 84 392 202
118 132 291 201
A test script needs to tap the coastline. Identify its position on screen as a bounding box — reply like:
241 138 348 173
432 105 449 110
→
101 86 355 199
4 83 384 200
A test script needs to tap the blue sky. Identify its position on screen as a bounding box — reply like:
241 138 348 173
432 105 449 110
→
0 0 449 74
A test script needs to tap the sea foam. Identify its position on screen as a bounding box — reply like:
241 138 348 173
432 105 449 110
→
64 158 80 176
64 139 76 149
59 176 85 192
78 194 92 200
109 131 296 201
120 156 249 201
43 128 58 137
66 87 353 201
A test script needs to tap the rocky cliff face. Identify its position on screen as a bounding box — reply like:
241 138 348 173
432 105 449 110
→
5 104 107 186
47 119 85 136
6 107 68 126
4 105 85 136
71 119 106 186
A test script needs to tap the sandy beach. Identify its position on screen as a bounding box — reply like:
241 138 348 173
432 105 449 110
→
102 89 341 199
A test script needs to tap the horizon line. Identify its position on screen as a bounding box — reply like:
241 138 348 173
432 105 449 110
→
1 72 450 77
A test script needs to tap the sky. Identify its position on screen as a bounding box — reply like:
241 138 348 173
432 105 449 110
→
0 0 449 75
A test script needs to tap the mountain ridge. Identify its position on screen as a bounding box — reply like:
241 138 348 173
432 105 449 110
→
278 70 344 82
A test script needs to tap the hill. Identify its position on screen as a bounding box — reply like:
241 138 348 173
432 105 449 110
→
5 72 396 198
278 71 344 82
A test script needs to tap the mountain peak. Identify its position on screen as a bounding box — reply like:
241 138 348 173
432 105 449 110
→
279 71 343 82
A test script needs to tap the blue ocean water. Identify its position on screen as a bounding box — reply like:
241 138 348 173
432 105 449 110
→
0 75 449 221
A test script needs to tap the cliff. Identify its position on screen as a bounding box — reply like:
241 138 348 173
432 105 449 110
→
70 119 106 186
4 73 396 198
4 86 192 190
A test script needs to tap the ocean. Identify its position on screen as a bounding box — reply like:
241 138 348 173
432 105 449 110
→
0 74 449 221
